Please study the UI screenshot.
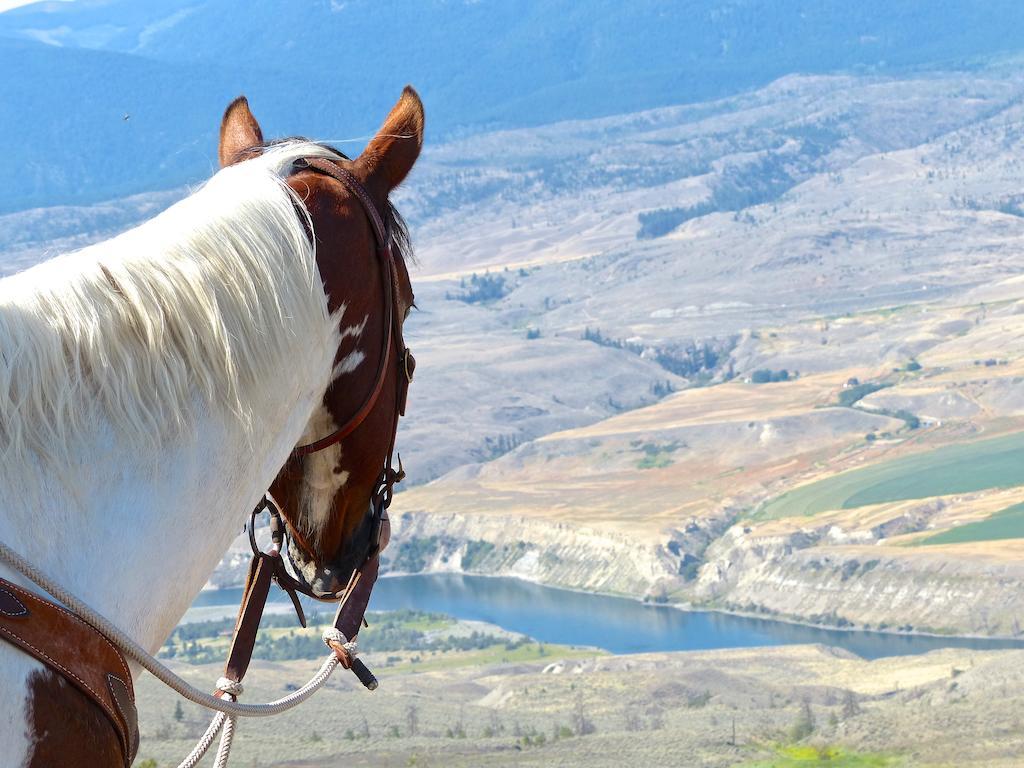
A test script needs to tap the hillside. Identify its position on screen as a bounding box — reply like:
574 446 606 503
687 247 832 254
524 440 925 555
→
386 67 1024 637
8 1 1024 210
6 65 1024 636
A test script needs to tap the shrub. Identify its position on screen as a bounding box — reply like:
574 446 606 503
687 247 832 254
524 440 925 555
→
751 369 790 384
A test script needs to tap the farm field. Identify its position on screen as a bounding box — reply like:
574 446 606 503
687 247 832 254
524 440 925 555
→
756 432 1024 521
916 501 1024 546
743 745 900 767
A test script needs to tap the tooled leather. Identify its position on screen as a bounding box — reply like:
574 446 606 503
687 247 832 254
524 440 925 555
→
0 577 138 766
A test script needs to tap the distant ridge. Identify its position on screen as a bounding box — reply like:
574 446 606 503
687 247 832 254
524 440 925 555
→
4 0 1024 211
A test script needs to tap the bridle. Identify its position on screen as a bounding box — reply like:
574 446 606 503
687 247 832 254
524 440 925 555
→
261 154 416 599
235 152 417 690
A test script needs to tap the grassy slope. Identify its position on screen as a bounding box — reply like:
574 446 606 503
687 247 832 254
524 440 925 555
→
917 501 1024 546
757 432 1024 520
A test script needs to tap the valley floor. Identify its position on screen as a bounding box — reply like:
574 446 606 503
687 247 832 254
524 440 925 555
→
135 643 1024 767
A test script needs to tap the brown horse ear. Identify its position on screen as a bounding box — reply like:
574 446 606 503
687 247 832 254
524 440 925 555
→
219 96 264 167
356 86 425 195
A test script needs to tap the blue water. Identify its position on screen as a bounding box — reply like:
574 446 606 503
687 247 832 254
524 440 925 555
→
190 573 1024 660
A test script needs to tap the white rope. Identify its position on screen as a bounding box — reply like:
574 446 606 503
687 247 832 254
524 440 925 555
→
215 711 237 768
0 539 344 717
174 681 244 768
176 712 228 768
212 690 238 768
322 626 358 657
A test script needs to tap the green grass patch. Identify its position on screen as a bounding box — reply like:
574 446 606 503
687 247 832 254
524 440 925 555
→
744 744 902 767
757 432 1024 520
383 642 603 674
635 440 678 469
162 609 457 663
837 382 891 408
916 501 1024 546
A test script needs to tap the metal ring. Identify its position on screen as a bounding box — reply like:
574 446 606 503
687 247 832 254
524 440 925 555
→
247 504 261 555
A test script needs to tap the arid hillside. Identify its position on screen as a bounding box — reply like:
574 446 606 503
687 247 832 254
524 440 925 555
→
135 641 1024 767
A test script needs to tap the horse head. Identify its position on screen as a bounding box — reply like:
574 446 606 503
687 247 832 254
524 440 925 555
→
218 89 424 598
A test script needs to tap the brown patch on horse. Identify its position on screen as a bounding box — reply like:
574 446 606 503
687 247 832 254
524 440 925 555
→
27 668 124 768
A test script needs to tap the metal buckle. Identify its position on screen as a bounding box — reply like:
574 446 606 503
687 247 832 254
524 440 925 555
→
403 348 416 383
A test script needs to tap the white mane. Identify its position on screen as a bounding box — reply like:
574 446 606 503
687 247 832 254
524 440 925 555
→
0 141 344 466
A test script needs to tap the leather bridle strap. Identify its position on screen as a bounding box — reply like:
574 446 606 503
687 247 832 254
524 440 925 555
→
221 546 380 693
291 156 410 458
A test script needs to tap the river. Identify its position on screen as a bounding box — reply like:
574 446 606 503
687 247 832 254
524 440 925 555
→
187 573 1024 660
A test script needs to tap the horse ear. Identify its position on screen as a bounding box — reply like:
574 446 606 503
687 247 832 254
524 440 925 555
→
356 86 425 195
219 96 264 167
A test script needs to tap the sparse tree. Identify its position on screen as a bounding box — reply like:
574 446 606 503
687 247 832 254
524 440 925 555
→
488 710 503 736
841 690 861 719
623 707 643 732
406 703 419 736
790 698 815 741
572 690 596 736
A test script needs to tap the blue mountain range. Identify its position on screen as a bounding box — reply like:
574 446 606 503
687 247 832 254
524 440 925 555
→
3 0 1024 212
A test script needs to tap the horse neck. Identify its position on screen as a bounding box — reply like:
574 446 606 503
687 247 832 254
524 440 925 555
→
0 319 338 665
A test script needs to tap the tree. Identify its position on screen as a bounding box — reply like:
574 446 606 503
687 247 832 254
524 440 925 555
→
572 690 596 736
406 702 419 736
790 698 815 741
841 690 861 719
173 701 184 722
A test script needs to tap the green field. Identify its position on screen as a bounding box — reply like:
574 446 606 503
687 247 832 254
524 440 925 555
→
757 432 1024 520
744 745 902 767
917 501 1024 546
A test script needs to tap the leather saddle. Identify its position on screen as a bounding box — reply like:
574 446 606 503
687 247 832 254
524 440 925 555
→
0 577 139 767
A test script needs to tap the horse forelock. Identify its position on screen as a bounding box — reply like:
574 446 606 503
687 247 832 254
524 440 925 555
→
0 141 345 471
